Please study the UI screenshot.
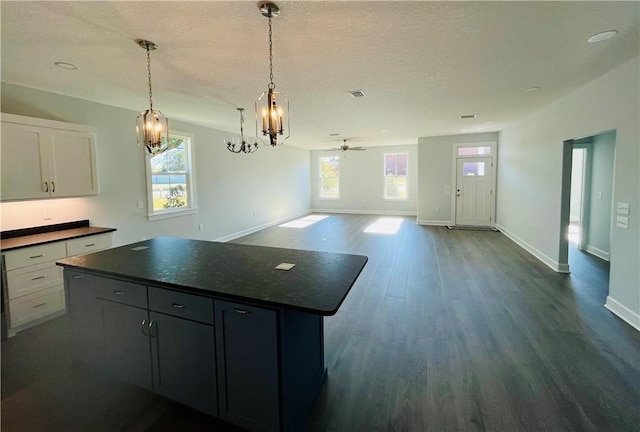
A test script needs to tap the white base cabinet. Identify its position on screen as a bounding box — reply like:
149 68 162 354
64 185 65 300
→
2 232 112 334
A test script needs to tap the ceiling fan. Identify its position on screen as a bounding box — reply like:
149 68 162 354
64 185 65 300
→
324 139 366 152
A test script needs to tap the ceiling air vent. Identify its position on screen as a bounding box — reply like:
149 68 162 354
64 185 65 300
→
460 114 477 119
348 90 367 98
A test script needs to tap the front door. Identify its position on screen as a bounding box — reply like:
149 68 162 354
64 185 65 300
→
455 157 492 226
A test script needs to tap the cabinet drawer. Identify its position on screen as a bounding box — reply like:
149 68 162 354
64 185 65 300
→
148 287 214 325
66 233 112 257
95 277 147 308
6 261 63 300
9 286 65 328
3 242 66 270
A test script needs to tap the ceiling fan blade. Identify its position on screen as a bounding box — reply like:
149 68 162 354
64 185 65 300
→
349 147 366 150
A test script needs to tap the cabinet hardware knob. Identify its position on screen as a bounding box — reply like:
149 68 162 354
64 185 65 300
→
235 308 251 314
51 181 55 192
33 302 47 308
171 303 185 309
113 290 125 295
84 243 96 247
31 275 47 280
29 254 45 259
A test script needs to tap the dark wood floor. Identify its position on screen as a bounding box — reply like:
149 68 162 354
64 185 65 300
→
2 214 639 431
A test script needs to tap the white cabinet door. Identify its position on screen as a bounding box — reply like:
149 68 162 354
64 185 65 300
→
1 114 98 201
50 130 98 197
0 122 51 200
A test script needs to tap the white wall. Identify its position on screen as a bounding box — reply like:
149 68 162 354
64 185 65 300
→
586 130 615 258
310 145 418 215
1 83 311 246
417 132 499 225
497 57 639 329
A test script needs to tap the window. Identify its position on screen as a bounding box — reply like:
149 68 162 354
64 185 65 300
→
384 153 408 200
457 146 491 156
462 161 486 176
319 156 340 199
146 132 196 220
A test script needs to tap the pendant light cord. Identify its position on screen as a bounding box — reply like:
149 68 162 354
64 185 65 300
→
268 10 275 90
146 45 154 109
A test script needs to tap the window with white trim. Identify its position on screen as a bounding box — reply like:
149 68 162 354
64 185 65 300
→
384 153 408 200
319 156 340 199
146 132 197 220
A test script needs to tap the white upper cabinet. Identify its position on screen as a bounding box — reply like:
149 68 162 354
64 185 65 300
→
1 113 98 201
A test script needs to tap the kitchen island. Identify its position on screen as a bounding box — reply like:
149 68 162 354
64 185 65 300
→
57 236 368 432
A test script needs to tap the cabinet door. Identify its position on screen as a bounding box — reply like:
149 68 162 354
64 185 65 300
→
215 300 280 431
50 130 98 197
150 311 217 416
65 271 103 367
0 122 50 200
99 300 152 391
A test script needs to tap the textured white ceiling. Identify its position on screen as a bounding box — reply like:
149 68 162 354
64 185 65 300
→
1 1 638 150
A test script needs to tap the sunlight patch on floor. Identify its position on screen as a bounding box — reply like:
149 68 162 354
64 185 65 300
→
279 214 329 228
364 217 403 234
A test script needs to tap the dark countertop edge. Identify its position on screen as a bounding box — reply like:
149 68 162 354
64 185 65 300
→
1 220 90 239
1 227 117 252
56 260 365 316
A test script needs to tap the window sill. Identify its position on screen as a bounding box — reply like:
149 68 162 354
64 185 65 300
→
147 207 198 221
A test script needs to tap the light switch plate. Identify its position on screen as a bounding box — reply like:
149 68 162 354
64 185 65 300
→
617 202 630 215
275 263 296 271
616 216 629 229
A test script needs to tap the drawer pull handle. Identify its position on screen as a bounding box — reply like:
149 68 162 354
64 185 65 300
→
33 302 47 308
29 254 45 259
141 319 148 336
113 290 126 295
44 182 49 192
85 243 96 247
235 308 251 315
31 275 47 281
172 303 185 309
72 275 83 279
51 181 55 192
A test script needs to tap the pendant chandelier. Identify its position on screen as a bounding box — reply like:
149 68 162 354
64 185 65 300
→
255 2 290 147
135 39 170 155
226 108 259 154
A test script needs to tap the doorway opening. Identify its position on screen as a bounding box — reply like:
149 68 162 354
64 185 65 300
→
560 131 614 285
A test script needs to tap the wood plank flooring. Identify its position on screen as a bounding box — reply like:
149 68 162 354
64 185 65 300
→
2 213 639 431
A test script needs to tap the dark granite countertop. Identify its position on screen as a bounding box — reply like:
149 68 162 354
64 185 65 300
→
57 237 368 316
1 220 116 251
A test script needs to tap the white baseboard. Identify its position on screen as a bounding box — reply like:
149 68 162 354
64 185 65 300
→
214 209 312 243
311 209 417 216
416 219 453 226
494 224 569 273
605 296 640 331
585 245 610 261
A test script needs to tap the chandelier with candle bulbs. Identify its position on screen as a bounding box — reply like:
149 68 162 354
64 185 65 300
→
135 40 170 155
226 108 259 154
255 2 290 147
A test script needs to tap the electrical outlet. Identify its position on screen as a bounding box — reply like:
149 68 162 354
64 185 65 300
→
198 224 204 231
43 209 52 220
137 200 144 209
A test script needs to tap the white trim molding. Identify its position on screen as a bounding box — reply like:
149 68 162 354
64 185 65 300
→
605 296 640 331
214 209 312 243
585 245 610 261
311 209 417 217
416 219 453 226
495 224 570 273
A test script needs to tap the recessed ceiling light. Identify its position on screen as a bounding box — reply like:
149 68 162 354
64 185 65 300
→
526 87 540 92
380 129 389 133
485 121 495 124
54 61 78 70
587 30 617 43
460 114 477 119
